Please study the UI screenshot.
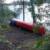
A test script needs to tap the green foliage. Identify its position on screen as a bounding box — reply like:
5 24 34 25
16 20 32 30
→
0 5 16 23
3 6 16 17
0 24 10 31
35 0 44 6
32 35 50 50
0 24 8 28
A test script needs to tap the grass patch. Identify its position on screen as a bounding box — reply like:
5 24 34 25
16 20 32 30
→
0 24 11 31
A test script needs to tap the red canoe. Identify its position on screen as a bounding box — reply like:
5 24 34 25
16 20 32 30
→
10 18 46 36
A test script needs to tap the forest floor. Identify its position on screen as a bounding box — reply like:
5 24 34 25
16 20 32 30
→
0 24 50 50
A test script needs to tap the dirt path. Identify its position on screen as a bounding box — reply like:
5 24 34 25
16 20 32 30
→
0 26 40 48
